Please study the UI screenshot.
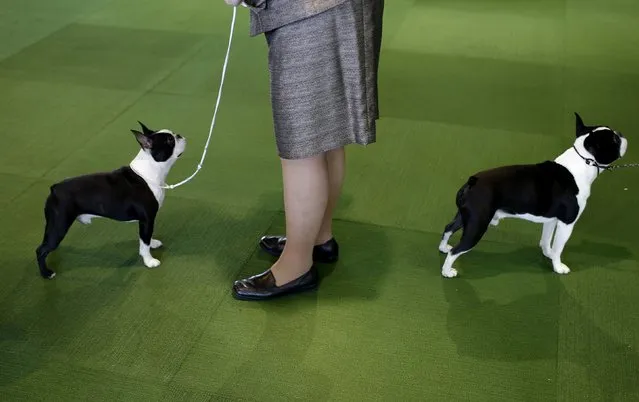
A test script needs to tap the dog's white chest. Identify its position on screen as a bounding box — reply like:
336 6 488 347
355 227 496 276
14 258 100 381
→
554 149 596 217
147 185 165 207
129 156 167 207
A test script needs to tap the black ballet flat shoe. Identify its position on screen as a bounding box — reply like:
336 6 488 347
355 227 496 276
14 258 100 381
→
232 267 319 301
259 236 339 264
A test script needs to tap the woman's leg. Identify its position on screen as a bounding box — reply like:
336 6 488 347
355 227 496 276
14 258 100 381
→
315 147 345 244
257 147 343 264
271 153 329 285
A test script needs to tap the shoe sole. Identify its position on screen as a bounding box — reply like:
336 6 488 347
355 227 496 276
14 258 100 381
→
258 242 338 264
232 281 319 301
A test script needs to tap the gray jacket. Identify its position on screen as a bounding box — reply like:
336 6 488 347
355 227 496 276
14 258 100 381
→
245 0 348 36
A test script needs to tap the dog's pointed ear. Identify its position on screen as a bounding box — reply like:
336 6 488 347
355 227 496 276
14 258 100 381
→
138 121 153 135
575 112 588 137
131 129 152 149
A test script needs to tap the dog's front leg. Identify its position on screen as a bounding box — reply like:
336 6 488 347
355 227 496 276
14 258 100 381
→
540 220 557 258
549 221 574 274
139 215 160 268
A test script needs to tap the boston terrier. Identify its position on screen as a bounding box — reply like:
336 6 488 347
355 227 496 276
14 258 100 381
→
438 113 627 278
35 122 186 279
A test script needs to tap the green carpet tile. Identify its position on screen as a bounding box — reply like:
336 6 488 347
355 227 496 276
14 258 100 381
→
1 0 639 400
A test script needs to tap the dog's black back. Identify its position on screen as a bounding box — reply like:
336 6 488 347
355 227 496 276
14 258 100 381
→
50 166 158 222
458 161 580 224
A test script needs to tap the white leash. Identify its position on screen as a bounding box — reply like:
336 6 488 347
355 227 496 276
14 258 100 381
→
162 6 238 190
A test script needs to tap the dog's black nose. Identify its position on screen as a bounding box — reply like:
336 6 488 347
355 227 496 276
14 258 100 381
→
176 134 183 139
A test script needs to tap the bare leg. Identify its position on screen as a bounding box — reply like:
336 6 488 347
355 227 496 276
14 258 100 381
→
272 154 329 285
316 147 345 244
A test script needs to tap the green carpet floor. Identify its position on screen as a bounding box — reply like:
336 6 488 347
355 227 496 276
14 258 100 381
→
1 0 639 400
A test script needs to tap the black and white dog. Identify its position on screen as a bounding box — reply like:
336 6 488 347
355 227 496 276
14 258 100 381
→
439 113 627 278
35 122 186 279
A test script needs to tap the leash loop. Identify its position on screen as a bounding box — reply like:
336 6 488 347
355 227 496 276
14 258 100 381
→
161 6 237 190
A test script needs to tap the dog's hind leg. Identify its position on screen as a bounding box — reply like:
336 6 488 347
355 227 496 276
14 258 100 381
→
441 209 491 278
439 211 462 253
35 192 75 279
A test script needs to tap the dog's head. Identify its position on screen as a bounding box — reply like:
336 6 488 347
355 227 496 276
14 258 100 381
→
574 112 627 166
131 121 186 164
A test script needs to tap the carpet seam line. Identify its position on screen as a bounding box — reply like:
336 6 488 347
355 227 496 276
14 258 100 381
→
162 210 277 385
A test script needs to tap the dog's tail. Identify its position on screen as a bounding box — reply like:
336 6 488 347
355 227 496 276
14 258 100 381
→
455 176 478 208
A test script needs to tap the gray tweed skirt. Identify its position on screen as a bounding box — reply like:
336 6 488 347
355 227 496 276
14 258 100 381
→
265 0 383 160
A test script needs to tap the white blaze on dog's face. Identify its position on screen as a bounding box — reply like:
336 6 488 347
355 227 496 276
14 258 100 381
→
573 113 627 166
131 122 187 166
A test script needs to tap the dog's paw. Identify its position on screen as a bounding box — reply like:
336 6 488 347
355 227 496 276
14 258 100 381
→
150 239 163 249
144 258 161 268
553 263 571 275
438 243 453 254
40 269 56 279
77 215 92 225
490 219 500 227
442 268 458 278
